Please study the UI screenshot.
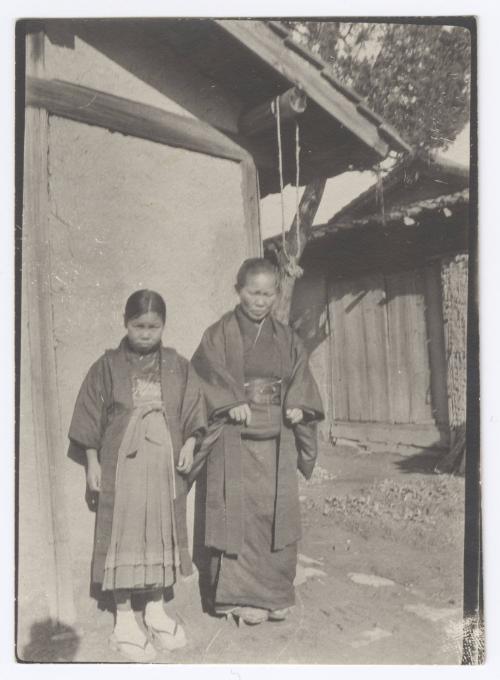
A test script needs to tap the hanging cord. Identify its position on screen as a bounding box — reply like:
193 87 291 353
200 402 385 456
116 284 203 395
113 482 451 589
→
375 163 386 227
272 96 288 259
295 120 301 255
324 277 336 445
272 96 303 279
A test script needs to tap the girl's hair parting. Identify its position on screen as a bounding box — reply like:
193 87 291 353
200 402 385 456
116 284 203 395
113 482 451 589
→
235 258 279 291
124 289 167 324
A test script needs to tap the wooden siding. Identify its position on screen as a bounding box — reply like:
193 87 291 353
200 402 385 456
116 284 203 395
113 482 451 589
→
317 264 449 449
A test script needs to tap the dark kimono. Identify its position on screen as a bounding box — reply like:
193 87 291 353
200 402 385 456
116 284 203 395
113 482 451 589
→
191 307 323 611
68 338 207 586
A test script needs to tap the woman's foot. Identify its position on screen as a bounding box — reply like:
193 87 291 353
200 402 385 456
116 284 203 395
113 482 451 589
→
238 607 269 625
268 607 291 621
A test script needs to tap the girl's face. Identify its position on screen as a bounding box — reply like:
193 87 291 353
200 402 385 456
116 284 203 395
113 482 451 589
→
238 272 278 321
126 311 164 353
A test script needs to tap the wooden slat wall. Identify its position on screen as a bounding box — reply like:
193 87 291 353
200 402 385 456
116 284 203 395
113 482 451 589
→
423 263 450 427
329 280 349 421
407 269 434 423
359 275 390 422
328 266 437 427
340 281 368 421
385 272 412 423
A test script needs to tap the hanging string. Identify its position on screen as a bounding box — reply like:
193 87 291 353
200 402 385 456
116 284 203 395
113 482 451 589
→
324 276 336 445
273 96 288 259
295 120 301 255
272 95 303 280
375 163 386 227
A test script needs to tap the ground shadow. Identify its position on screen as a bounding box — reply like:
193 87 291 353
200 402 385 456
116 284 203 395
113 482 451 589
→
19 619 80 662
394 449 445 475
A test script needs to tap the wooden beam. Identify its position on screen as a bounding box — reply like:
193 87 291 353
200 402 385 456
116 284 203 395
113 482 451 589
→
240 156 263 256
331 420 449 449
22 33 75 627
239 87 307 137
26 74 262 263
26 76 250 164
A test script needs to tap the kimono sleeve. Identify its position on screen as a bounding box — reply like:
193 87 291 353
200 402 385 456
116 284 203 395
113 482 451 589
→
68 355 110 454
180 360 208 444
191 325 246 420
285 332 324 422
284 332 325 479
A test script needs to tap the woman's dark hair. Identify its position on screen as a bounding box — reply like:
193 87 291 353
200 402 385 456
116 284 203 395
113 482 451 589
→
124 289 167 324
235 258 279 291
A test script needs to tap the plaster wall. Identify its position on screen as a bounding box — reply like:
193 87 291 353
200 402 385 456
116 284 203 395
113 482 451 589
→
18 115 251 641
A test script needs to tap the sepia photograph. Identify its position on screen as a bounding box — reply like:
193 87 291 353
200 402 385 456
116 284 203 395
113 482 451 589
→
14 13 479 666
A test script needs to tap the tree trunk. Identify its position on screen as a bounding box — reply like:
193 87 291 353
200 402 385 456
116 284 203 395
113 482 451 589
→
273 178 327 323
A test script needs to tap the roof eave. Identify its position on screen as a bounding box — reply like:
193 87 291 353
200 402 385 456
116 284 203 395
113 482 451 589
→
215 19 412 160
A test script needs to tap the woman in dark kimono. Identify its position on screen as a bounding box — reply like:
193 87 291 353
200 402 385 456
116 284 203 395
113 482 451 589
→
192 259 323 625
69 290 207 661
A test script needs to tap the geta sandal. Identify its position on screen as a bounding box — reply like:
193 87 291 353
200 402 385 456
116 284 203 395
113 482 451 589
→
108 632 157 662
268 607 291 621
146 621 187 651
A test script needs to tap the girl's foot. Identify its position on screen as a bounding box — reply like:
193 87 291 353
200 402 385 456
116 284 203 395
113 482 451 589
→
144 602 187 651
110 612 156 662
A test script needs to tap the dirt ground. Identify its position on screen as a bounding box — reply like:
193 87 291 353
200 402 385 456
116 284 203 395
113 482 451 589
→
18 443 465 665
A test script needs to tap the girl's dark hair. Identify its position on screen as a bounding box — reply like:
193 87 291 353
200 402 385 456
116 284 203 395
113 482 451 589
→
235 258 279 291
124 289 167 324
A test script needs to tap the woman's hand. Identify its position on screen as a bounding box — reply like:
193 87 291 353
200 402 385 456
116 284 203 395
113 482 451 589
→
86 454 102 493
177 437 196 474
228 404 252 426
286 408 304 425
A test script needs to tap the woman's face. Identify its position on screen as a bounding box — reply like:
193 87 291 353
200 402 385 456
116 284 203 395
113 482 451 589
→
238 272 278 321
126 311 164 353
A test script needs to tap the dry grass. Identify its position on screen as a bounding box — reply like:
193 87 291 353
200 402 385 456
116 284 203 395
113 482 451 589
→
321 476 465 547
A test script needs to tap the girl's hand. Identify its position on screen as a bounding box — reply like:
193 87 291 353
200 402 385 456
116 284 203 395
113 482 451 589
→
286 408 303 425
228 404 252 425
86 459 102 493
177 437 195 475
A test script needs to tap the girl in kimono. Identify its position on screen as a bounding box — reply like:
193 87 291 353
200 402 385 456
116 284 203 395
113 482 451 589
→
69 290 207 662
192 258 324 626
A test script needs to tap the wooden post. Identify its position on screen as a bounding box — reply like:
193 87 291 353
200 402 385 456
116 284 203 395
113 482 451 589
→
273 178 326 323
22 29 76 628
239 87 307 137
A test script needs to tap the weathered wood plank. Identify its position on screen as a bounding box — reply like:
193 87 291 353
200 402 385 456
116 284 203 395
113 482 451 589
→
341 279 369 422
360 274 391 422
385 272 412 423
423 262 449 427
240 156 262 257
328 280 349 422
26 76 250 163
406 269 434 423
331 420 449 449
22 33 75 626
